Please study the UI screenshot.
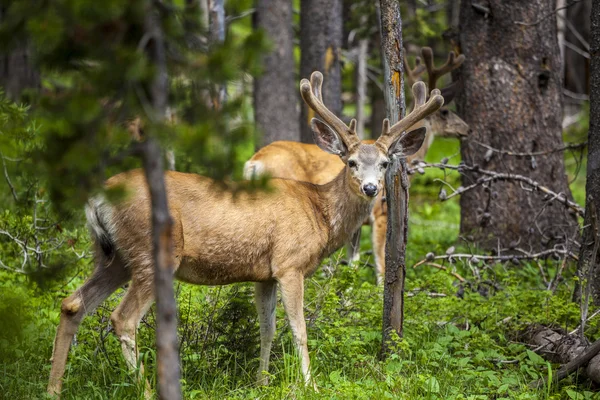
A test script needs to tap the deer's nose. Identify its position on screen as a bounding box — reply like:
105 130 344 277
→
363 183 378 197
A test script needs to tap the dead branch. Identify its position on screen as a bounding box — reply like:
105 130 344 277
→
412 248 578 270
1 152 18 202
411 161 585 217
413 262 466 282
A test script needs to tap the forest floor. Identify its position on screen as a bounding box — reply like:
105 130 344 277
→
1 137 599 399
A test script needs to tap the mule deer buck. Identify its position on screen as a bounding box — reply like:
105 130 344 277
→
244 47 468 284
47 72 443 396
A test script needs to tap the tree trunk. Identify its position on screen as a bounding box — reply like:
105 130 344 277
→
369 30 386 140
576 1 600 305
564 0 591 99
456 0 578 250
355 39 369 139
208 0 226 109
299 0 342 143
379 0 407 357
254 0 300 149
143 4 182 399
0 7 39 100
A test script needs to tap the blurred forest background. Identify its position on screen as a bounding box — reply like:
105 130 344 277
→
0 0 598 398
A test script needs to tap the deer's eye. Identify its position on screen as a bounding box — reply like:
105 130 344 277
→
348 160 357 168
381 161 390 169
441 108 450 117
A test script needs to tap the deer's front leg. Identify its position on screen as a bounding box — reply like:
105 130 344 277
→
254 280 277 385
277 271 314 388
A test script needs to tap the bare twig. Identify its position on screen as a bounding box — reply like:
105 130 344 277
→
569 309 600 336
414 262 466 282
1 152 18 202
562 38 591 59
564 88 590 102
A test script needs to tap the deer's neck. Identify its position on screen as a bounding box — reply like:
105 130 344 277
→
317 170 374 256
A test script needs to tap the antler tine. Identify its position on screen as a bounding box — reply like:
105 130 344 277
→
310 71 324 103
376 82 444 148
300 71 359 147
402 47 426 87
421 47 466 91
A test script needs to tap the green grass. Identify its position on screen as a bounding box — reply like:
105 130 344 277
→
0 136 596 400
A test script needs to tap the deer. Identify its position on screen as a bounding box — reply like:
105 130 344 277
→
243 47 468 284
46 72 444 397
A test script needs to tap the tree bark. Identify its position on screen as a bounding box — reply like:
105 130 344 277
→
254 0 300 149
143 4 182 399
0 7 40 100
379 0 407 357
299 0 342 143
456 0 578 250
576 1 600 305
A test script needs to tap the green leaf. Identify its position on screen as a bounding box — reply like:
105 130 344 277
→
424 376 440 393
526 349 546 365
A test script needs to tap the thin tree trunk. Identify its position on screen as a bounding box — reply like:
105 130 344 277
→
456 0 578 250
254 0 299 149
557 0 567 84
564 0 591 99
446 0 460 30
0 7 39 100
370 30 386 140
379 0 407 357
142 4 182 399
299 0 342 143
356 39 369 139
576 1 600 305
209 0 226 109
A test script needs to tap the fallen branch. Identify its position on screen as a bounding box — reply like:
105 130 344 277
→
528 328 600 388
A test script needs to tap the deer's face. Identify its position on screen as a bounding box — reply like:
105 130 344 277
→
345 144 389 198
301 73 442 200
429 107 469 138
310 119 427 199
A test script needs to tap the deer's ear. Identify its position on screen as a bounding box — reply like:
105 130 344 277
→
389 127 427 157
311 118 348 157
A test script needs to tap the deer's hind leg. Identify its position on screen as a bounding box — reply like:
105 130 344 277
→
110 272 155 384
48 250 131 397
255 280 277 385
